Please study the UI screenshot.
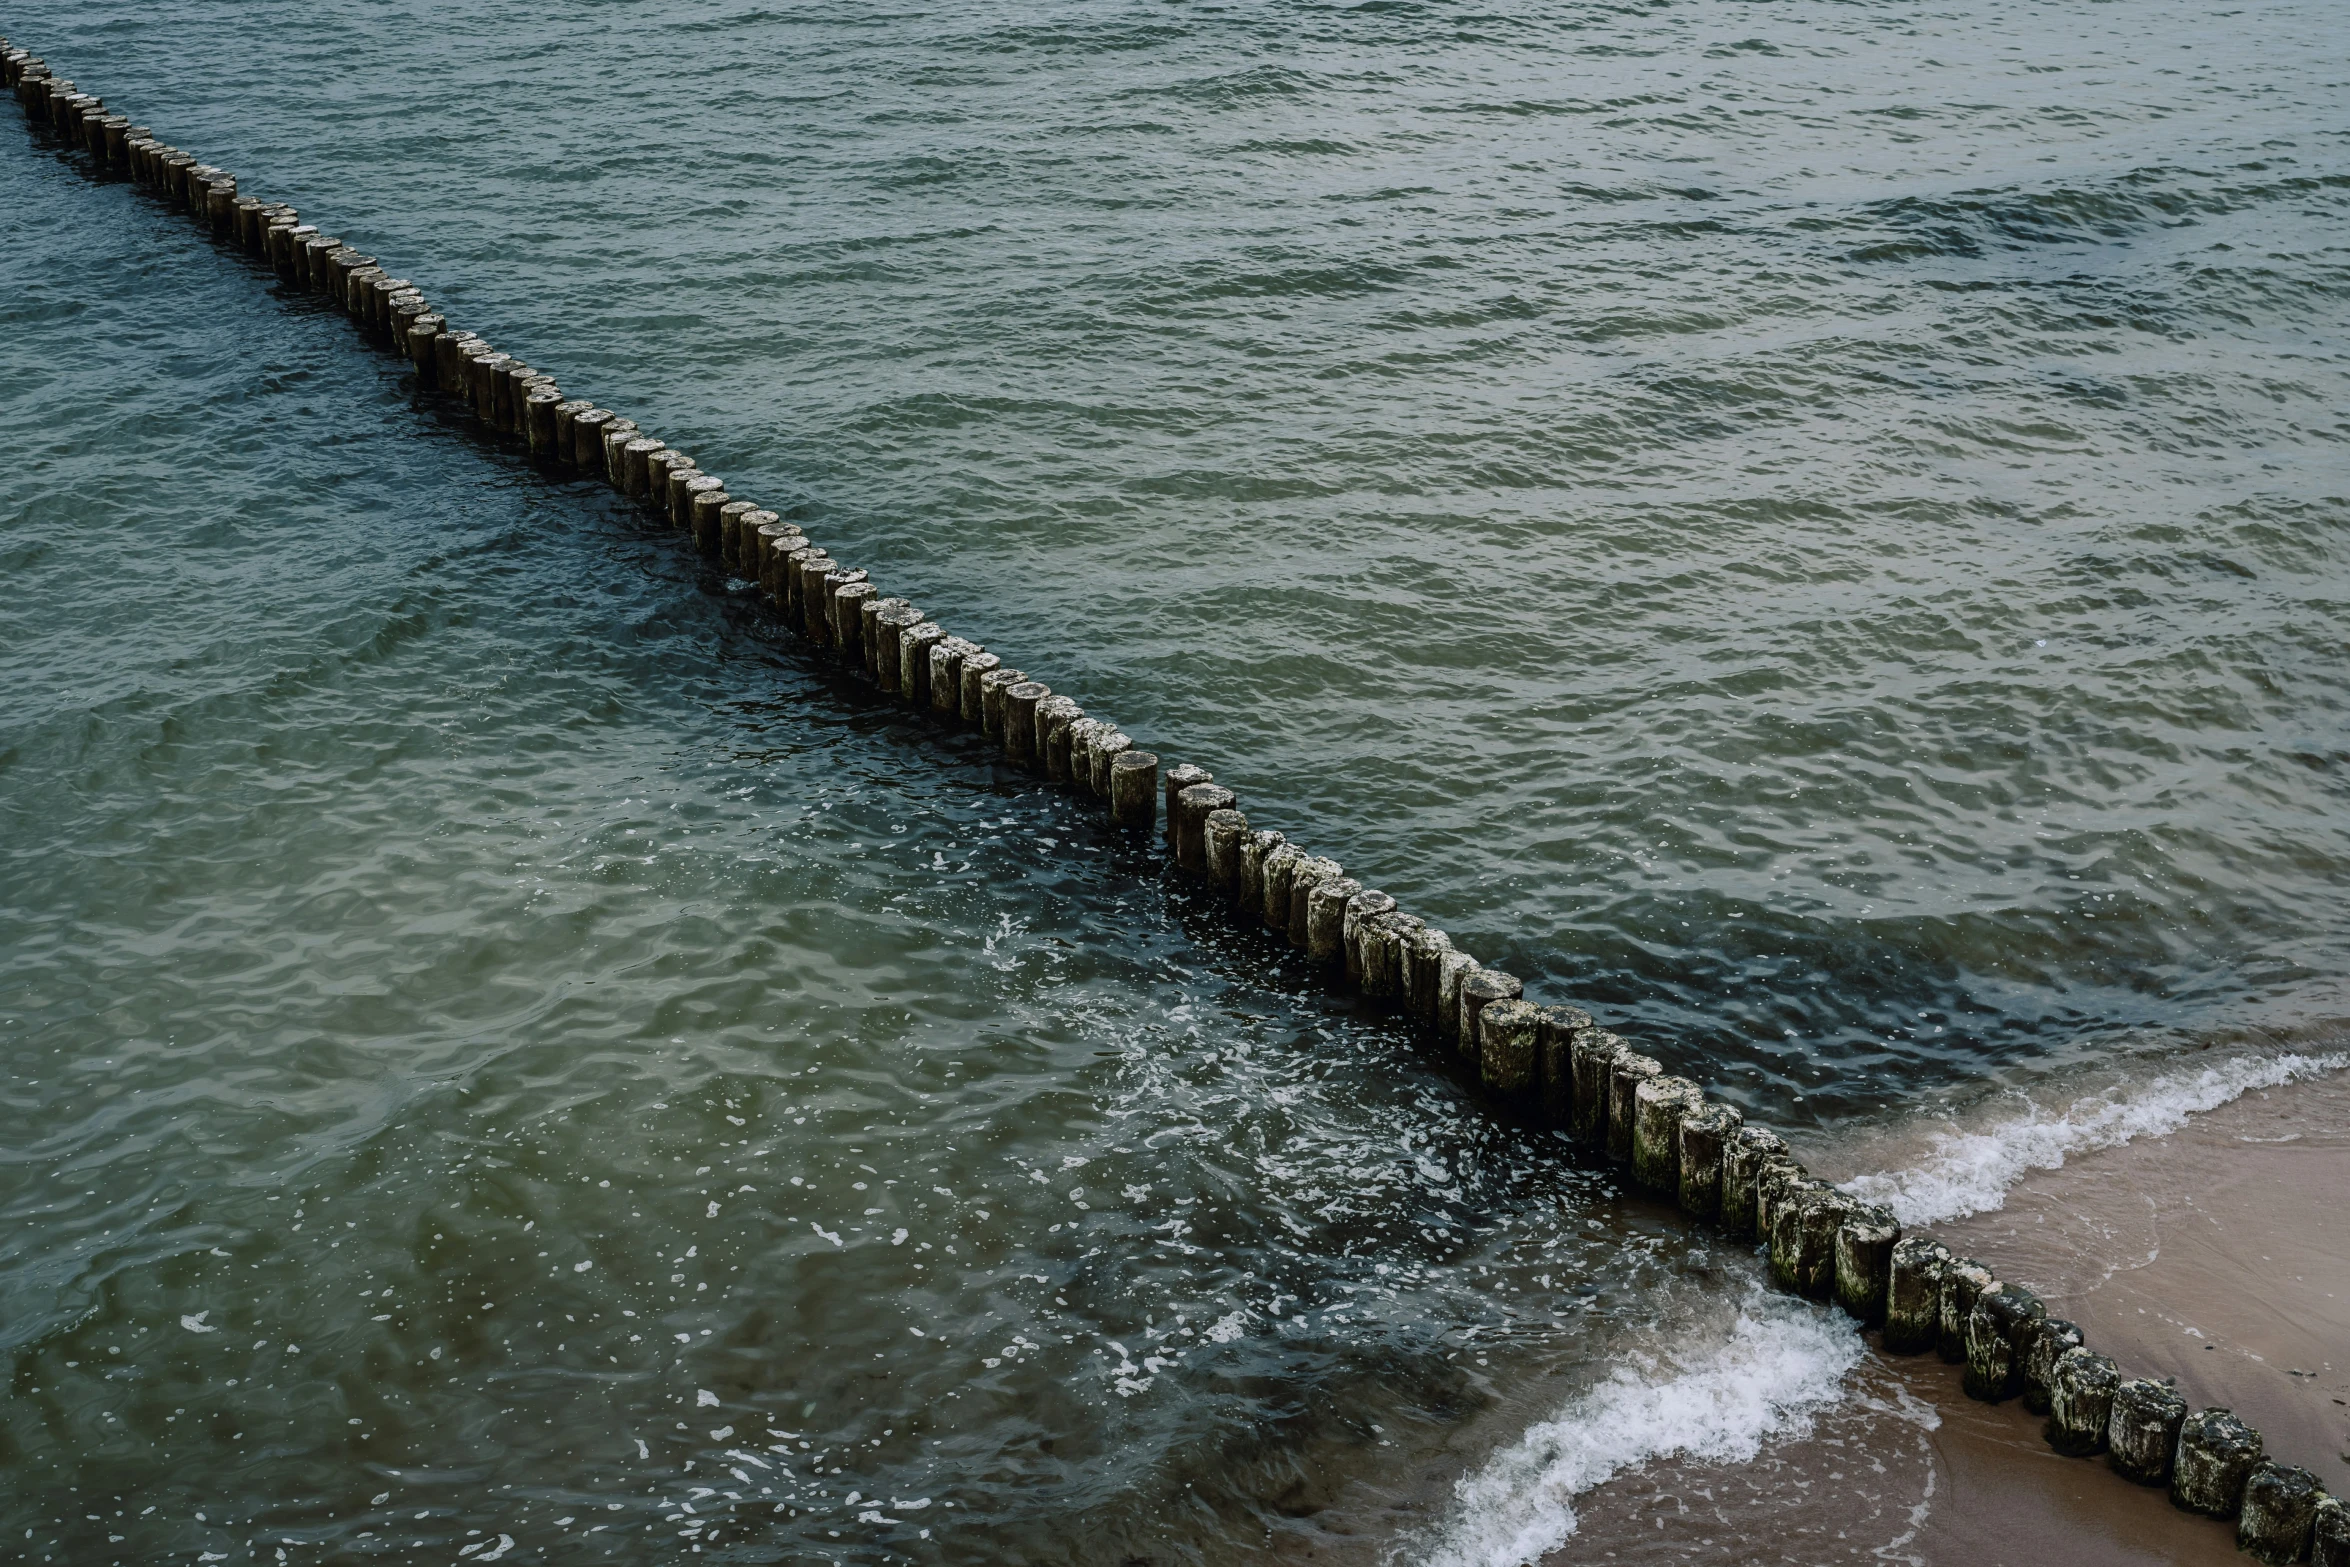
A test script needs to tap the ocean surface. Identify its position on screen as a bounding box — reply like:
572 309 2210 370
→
3 0 2346 1562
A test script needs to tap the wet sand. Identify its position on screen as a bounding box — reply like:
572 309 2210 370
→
1549 1067 2350 1566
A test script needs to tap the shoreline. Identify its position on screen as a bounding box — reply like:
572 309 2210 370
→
1549 1061 2350 1566
1288 1054 2350 1567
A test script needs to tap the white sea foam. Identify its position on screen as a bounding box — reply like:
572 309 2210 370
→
1839 1050 2349 1227
1411 1291 1862 1567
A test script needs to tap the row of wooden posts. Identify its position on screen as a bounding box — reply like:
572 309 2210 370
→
6 39 2343 1567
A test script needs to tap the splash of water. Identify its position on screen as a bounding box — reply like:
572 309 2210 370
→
1411 1289 1863 1567
1840 1051 2350 1227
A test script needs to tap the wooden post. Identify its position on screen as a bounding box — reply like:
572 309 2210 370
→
551 399 590 462
300 234 343 291
163 154 197 208
977 667 1026 736
2171 1408 2264 1519
754 523 801 603
1306 877 1362 969
619 436 664 497
958 652 1002 725
969 665 1017 736
715 500 757 565
858 596 888 676
435 330 480 397
231 195 264 247
681 476 723 546
1571 1031 1626 1147
1176 784 1236 873
1066 719 1103 790
1109 751 1158 830
407 320 442 387
489 360 531 433
1236 829 1281 919
570 409 613 469
778 547 824 630
1833 1203 1900 1323
1937 1258 1994 1363
820 566 868 648
1343 889 1397 984
1963 1281 2044 1400
1401 925 1454 1028
1089 729 1131 797
596 419 638 484
1477 998 1541 1102
472 351 512 424
1632 1076 1701 1195
1363 911 1422 1006
1720 1125 1788 1241
797 555 840 642
669 462 712 531
1288 858 1340 950
1883 1235 1949 1353
716 500 755 568
1796 1188 1852 1300
900 623 945 706
1674 1101 1741 1221
2312 1496 2348 1567
689 485 730 551
1038 697 1084 782
1753 1158 1808 1249
1434 950 1478 1056
2022 1319 2083 1415
972 657 1029 737
516 371 559 434
1260 845 1306 938
1203 808 1249 896
2107 1379 2187 1486
1767 1180 1831 1293
2238 1464 2325 1566
931 638 979 719
2043 1346 2120 1456
526 388 563 457
815 565 860 643
1533 1006 1590 1126
1460 968 1523 1057
751 519 797 595
322 246 363 304
1167 776 1221 868
1162 764 1211 846
389 294 429 352
654 453 699 522
833 582 879 662
1607 1052 1662 1164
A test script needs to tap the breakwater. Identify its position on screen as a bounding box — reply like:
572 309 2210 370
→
6 33 2344 1566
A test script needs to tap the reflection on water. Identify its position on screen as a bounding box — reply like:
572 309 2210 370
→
3 0 2346 1559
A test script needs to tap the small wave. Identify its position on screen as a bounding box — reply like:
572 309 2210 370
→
1410 1291 1862 1567
1841 1051 2350 1227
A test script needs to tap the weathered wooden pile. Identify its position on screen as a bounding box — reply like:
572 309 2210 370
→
5 37 2341 1565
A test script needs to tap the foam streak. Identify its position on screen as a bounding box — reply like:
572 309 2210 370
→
1841 1052 2350 1227
1412 1292 1862 1567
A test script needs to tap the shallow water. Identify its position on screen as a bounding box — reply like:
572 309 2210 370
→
3 0 2348 1562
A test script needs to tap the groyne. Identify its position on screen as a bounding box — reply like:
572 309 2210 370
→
5 38 2341 1566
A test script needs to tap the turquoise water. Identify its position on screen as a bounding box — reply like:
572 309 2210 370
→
3 1 2347 1561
